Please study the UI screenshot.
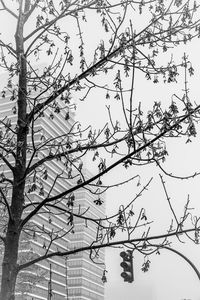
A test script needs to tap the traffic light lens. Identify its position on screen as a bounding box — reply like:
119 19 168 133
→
120 251 126 258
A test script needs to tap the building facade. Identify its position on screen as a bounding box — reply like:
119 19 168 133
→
0 94 105 300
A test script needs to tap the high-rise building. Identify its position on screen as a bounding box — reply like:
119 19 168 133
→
66 180 105 300
0 92 105 300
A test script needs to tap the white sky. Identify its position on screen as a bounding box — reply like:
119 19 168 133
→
1 2 200 300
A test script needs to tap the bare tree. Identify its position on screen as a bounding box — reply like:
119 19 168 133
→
0 0 200 299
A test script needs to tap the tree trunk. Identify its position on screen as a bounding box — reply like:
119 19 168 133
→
0 221 20 300
0 4 27 298
0 178 26 299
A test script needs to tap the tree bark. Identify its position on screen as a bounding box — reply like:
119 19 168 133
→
0 221 20 300
0 3 27 298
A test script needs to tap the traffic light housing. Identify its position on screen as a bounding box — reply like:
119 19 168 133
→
120 250 134 283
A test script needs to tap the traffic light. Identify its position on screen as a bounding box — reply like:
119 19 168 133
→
120 250 134 283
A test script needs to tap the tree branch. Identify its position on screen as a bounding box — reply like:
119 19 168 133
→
17 226 200 271
0 187 12 221
25 0 182 125
26 135 127 176
21 103 200 228
0 153 14 172
0 144 16 159
24 0 40 23
24 0 95 47
0 40 16 56
0 0 18 18
0 235 5 244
